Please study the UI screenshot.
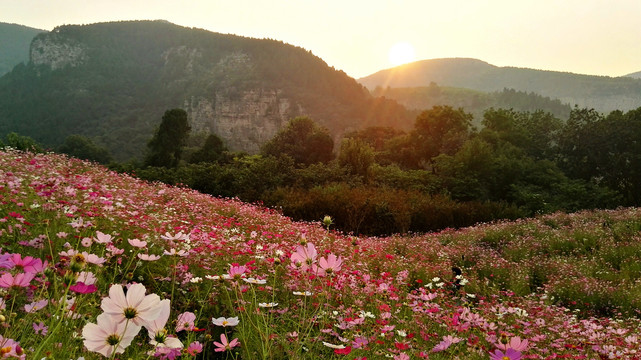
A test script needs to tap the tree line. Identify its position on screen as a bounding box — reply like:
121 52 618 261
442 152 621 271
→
3 105 638 235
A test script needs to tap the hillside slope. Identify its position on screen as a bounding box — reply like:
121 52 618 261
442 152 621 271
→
2 148 641 358
0 20 411 160
359 58 641 113
0 22 44 75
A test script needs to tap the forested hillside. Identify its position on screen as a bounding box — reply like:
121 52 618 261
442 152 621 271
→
371 84 572 122
0 20 412 160
359 58 641 112
0 22 44 75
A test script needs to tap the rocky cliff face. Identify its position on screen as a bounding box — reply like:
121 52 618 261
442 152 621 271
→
185 89 304 153
30 33 87 70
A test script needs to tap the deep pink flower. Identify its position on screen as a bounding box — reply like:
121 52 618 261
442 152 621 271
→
70 282 98 294
186 341 203 355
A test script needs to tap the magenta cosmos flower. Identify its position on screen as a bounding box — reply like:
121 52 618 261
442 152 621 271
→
490 348 522 360
82 312 140 357
100 283 162 326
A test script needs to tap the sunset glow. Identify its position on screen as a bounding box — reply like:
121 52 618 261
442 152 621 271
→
388 42 416 67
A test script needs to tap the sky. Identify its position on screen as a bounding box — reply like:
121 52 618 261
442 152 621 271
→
2 0 641 79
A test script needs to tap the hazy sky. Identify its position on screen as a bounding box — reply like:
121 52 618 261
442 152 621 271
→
2 0 640 78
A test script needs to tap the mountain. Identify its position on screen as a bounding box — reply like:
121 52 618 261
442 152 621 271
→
0 20 411 160
359 58 641 113
0 22 45 75
371 84 572 122
625 70 641 79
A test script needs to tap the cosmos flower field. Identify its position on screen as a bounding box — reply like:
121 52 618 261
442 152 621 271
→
1 149 641 359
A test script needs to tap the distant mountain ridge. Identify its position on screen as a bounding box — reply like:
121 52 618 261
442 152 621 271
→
626 70 641 79
0 20 411 160
358 58 641 113
0 22 45 75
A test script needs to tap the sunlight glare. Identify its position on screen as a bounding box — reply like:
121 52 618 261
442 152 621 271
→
388 42 416 66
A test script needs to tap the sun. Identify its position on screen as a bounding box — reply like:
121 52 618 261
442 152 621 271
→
388 42 416 67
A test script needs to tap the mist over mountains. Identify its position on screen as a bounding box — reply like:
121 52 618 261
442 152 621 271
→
358 58 641 113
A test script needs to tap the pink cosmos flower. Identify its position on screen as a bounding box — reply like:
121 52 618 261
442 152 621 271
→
213 333 240 352
0 253 47 273
290 243 318 271
228 265 246 279
33 321 48 336
0 272 34 288
100 283 162 326
496 336 529 352
313 253 343 276
175 312 196 332
490 348 522 360
0 335 24 359
138 253 161 261
77 271 97 285
82 312 141 357
186 341 203 355
128 238 147 248
24 299 48 313
432 335 463 352
163 248 188 257
83 252 106 266
70 282 98 294
94 231 114 244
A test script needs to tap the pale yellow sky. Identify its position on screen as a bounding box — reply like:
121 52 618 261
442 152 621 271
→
2 0 640 78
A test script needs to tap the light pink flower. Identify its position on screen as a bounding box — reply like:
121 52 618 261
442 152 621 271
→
77 271 97 285
313 253 343 276
213 333 240 352
128 238 147 248
83 252 106 266
0 272 34 288
82 312 141 357
290 243 318 271
94 231 114 244
176 311 196 332
100 283 162 326
24 299 48 313
137 253 161 261
496 336 529 352
228 265 246 279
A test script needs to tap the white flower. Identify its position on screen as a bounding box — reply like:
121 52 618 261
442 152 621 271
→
258 302 278 308
100 284 162 326
322 341 345 349
243 277 267 285
293 291 313 296
212 316 240 327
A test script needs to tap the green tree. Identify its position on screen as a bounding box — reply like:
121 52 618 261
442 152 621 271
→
2 132 43 152
261 116 334 166
145 109 191 168
338 138 375 179
58 135 113 164
190 133 228 164
410 106 473 169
